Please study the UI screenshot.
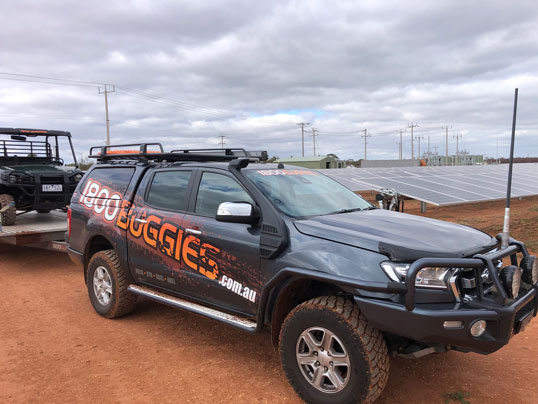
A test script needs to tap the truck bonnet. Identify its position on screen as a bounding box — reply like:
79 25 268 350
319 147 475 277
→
293 208 497 261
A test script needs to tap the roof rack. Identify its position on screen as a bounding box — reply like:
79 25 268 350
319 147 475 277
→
0 127 72 137
89 143 268 163
171 148 268 161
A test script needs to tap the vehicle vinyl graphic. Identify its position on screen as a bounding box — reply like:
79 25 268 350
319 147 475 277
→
81 176 261 311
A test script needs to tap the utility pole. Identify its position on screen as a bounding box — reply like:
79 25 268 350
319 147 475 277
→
496 136 499 164
219 134 226 149
360 129 370 159
98 84 115 146
453 133 462 165
442 125 451 166
399 129 403 160
416 135 424 159
408 123 419 159
311 128 319 156
297 122 310 157
427 135 431 154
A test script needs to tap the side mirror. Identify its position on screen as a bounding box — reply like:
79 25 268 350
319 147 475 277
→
216 202 260 224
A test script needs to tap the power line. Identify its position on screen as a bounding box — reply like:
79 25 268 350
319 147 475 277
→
0 71 105 86
0 76 96 88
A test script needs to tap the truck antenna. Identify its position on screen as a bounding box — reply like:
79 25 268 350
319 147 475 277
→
501 88 519 248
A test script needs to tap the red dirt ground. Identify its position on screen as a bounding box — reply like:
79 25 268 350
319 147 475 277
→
1 196 537 403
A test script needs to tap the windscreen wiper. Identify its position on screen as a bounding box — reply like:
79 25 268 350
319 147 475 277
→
332 207 365 214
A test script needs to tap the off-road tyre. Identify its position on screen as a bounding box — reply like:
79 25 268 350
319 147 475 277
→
0 194 16 226
86 249 137 319
279 296 389 404
36 209 51 214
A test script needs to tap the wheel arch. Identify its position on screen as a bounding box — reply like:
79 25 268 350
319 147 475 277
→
267 277 350 348
84 235 114 281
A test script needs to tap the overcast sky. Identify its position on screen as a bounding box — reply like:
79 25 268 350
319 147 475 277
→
1 0 538 162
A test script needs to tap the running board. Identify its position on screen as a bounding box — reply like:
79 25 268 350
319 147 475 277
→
127 284 257 332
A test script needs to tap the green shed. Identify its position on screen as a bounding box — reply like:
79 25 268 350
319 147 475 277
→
276 155 343 169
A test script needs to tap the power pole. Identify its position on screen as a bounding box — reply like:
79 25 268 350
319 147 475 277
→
297 123 310 157
453 133 462 165
98 84 115 146
400 129 403 160
442 125 451 165
427 135 430 154
360 129 370 159
416 135 424 159
311 128 319 156
408 123 419 159
496 136 499 164
219 134 226 149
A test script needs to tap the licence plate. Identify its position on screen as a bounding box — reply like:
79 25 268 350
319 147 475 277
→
42 184 62 192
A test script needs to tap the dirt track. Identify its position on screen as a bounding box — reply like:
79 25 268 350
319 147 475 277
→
1 196 538 403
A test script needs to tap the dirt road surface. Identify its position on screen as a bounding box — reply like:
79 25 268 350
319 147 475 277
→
1 196 538 403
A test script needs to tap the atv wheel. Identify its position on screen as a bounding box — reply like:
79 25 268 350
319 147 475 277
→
0 194 16 226
280 296 389 404
86 249 137 318
36 209 51 214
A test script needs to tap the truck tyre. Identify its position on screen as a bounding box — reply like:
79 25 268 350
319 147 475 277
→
279 296 389 404
86 249 137 318
0 194 16 226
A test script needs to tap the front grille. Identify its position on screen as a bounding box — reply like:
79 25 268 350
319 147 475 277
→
40 175 64 184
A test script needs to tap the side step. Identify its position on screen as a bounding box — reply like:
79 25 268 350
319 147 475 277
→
127 284 257 332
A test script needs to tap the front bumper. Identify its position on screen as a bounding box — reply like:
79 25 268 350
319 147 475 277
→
355 284 538 353
355 237 538 354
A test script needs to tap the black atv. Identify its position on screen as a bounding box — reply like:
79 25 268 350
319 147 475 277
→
0 128 84 225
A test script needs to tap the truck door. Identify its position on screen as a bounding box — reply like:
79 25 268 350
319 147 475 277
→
126 168 194 292
179 170 261 316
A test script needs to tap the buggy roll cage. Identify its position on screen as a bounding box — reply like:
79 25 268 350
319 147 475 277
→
0 127 78 168
88 143 268 163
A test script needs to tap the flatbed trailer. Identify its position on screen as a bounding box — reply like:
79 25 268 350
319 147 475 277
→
0 211 68 252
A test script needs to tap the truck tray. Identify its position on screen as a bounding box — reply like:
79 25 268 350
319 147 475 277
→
0 210 67 251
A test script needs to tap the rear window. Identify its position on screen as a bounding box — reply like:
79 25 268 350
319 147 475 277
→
81 167 135 198
146 170 192 211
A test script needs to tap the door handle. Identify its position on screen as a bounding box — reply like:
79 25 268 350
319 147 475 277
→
134 218 147 224
186 228 201 235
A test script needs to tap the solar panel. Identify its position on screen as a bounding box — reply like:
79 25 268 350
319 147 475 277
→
319 163 538 206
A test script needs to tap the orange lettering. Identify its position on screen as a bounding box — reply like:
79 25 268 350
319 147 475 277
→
158 223 178 257
199 243 220 280
182 235 199 271
129 209 146 238
116 200 132 230
143 215 162 248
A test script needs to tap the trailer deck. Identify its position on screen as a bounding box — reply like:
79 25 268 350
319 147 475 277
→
0 211 67 252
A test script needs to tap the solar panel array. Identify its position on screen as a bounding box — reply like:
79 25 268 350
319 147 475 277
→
320 163 538 206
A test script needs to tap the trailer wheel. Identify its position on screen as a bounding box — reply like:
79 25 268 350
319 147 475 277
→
279 296 389 404
86 249 137 318
0 194 16 226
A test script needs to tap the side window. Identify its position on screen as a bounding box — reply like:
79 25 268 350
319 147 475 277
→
146 171 192 211
195 172 253 217
81 167 135 197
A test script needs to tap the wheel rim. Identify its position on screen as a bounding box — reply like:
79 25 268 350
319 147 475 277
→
296 326 351 393
93 266 113 306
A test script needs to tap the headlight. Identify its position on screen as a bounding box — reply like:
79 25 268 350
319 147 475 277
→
9 173 20 183
380 261 453 289
74 173 83 181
